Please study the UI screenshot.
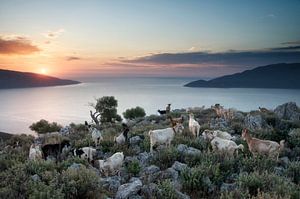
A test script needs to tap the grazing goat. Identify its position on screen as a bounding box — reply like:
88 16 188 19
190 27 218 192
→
74 147 96 161
211 104 234 121
94 152 124 176
114 123 129 144
189 113 201 137
210 136 244 156
29 144 43 161
202 129 235 140
148 123 184 153
85 121 103 147
242 129 284 160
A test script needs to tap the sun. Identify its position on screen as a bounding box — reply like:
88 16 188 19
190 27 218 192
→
39 68 48 75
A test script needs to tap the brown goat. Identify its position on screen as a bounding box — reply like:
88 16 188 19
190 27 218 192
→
242 129 284 160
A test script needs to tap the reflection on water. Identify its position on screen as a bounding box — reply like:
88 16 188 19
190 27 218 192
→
1 77 300 134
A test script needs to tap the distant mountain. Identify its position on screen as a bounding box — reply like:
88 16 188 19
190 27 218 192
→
184 63 300 89
0 69 80 89
0 131 13 141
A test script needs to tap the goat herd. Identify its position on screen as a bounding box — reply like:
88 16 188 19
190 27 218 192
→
28 104 285 177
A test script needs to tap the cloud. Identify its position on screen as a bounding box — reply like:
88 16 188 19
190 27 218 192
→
66 56 81 61
0 35 40 55
43 28 65 39
188 46 196 52
120 48 300 68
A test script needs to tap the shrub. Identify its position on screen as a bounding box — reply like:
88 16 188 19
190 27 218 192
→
240 156 277 173
285 161 300 184
28 180 64 199
126 160 141 176
60 166 101 199
152 147 180 170
237 171 299 198
123 106 146 120
29 119 62 134
288 128 300 148
159 179 178 199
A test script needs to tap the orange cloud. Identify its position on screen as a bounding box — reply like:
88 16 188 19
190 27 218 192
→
0 35 40 55
42 29 65 39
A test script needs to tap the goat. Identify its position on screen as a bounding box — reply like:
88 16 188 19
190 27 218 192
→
148 122 184 153
189 113 201 137
74 147 96 161
210 136 244 156
203 129 235 140
242 129 284 160
211 104 234 121
29 144 43 161
158 104 171 115
114 123 129 144
94 152 124 177
85 121 103 147
168 115 184 126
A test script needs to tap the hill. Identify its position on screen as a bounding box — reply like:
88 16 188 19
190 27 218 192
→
184 63 300 89
0 131 13 141
0 69 80 89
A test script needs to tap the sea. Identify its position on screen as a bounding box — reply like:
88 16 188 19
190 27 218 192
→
1 77 300 134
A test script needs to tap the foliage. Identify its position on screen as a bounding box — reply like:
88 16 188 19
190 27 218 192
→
29 119 62 134
126 159 141 176
152 147 180 170
94 96 122 123
123 106 146 120
159 179 178 199
285 161 300 184
288 128 300 148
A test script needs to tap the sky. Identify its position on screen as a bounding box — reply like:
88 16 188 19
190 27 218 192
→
0 0 300 80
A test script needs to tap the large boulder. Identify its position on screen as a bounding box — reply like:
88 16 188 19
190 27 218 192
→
137 152 152 167
172 161 188 173
130 136 143 145
100 176 121 192
140 165 161 183
177 144 201 156
115 178 143 199
210 118 229 129
275 102 300 121
244 113 264 130
141 183 160 199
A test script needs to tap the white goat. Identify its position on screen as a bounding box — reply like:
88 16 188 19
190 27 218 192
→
74 147 96 161
85 121 103 147
148 123 184 153
29 144 43 161
189 113 201 137
114 124 129 144
96 152 124 176
202 129 234 140
210 136 244 156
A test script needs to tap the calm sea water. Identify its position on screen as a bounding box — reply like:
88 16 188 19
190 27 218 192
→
1 77 300 134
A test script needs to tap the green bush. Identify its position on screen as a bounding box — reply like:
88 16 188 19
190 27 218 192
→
123 106 146 120
240 156 277 173
152 147 180 170
126 160 141 176
28 180 64 199
237 171 299 198
29 119 62 134
285 161 300 184
60 166 101 199
288 128 300 148
159 179 178 199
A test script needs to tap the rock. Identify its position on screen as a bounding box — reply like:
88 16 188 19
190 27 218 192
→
280 156 290 167
161 168 179 181
115 179 143 199
130 136 143 145
132 145 141 154
141 183 160 199
244 114 264 130
68 163 82 170
220 183 237 192
101 176 121 192
275 102 300 121
128 195 143 199
59 126 71 135
31 174 41 182
175 190 191 199
210 118 229 129
177 144 201 156
172 161 188 173
141 165 161 183
274 167 285 176
137 152 151 167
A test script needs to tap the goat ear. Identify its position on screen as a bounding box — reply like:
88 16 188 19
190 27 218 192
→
85 121 88 126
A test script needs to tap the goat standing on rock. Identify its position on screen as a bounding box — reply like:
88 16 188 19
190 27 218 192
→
85 121 103 147
242 129 284 160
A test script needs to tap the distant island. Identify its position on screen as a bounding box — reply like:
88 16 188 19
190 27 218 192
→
184 63 300 89
0 69 80 89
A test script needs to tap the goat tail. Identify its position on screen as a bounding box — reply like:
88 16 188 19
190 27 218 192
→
279 140 285 151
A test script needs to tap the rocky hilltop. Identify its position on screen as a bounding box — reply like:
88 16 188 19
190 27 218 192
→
185 63 300 89
0 69 80 89
1 102 300 199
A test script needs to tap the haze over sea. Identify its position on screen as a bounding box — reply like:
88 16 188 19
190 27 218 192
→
1 77 300 134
